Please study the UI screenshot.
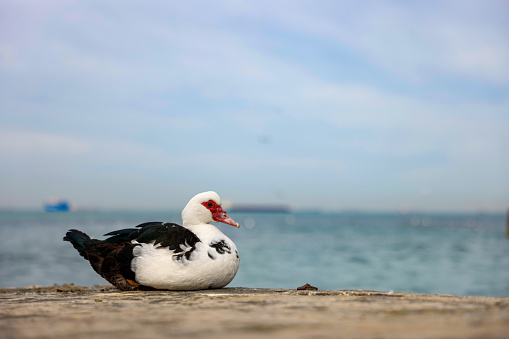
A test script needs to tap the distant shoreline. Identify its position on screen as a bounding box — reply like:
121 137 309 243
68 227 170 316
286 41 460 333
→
0 209 505 216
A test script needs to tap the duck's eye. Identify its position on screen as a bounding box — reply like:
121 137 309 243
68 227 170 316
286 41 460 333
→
207 202 214 207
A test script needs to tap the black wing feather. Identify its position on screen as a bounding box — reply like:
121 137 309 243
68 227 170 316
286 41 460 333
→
135 222 165 229
132 222 201 253
103 222 201 253
103 228 138 243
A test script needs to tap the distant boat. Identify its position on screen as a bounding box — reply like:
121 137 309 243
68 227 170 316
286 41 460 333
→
44 198 71 212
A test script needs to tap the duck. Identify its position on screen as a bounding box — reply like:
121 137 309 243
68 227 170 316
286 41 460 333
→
63 191 240 291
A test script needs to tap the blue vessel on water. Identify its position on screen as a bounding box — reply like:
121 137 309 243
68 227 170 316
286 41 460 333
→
44 199 71 212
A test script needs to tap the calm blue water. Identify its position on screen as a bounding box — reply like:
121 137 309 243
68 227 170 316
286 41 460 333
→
1 211 508 297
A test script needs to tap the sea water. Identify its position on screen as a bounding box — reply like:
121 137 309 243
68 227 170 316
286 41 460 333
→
0 211 508 297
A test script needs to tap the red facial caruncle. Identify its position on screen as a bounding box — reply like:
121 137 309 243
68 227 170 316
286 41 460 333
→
202 200 239 228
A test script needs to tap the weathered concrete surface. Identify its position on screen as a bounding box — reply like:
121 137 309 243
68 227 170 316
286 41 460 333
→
1 284 508 339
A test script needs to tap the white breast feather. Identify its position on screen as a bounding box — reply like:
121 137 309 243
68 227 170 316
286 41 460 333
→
130 226 239 290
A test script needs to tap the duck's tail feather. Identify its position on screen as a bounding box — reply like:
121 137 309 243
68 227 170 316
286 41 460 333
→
63 229 91 259
63 228 146 291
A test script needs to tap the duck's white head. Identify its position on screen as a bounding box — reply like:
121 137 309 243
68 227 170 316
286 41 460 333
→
181 191 239 228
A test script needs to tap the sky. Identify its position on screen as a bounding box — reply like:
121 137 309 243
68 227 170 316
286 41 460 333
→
1 0 508 212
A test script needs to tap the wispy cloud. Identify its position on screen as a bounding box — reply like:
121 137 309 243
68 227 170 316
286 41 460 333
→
0 130 90 155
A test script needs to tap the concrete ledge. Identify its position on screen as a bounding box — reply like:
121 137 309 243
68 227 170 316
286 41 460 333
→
1 284 508 338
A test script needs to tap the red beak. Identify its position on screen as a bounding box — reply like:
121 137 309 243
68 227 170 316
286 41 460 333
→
212 207 239 228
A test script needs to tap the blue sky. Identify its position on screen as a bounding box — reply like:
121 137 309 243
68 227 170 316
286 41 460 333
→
1 0 508 212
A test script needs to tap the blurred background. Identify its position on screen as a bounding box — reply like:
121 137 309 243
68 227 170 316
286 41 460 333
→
1 1 508 296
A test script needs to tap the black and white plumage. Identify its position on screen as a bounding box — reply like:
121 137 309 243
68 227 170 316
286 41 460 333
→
63 191 240 291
